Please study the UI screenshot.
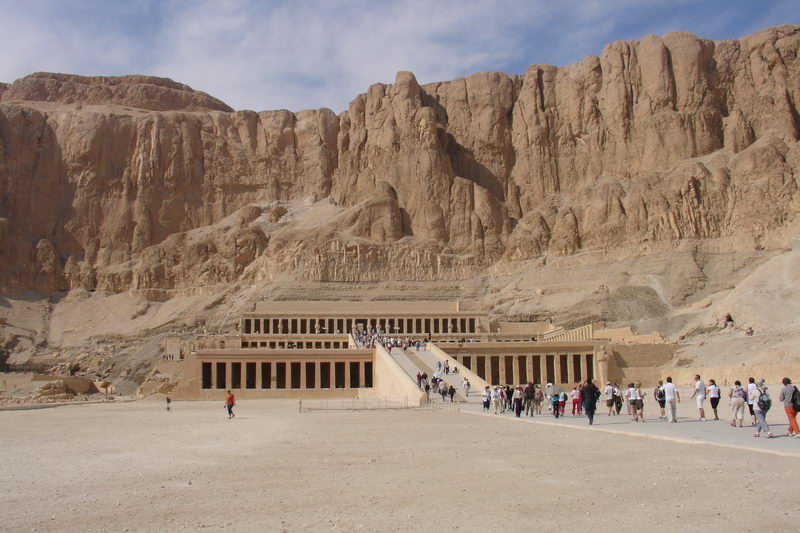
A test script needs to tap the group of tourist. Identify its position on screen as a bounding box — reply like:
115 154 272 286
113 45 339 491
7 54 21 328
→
476 375 800 436
353 329 428 351
415 371 457 402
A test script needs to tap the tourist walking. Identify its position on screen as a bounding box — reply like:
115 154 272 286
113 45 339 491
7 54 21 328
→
524 382 535 417
481 386 491 412
224 390 236 419
778 377 800 437
635 382 645 421
462 377 471 397
448 385 456 403
707 379 721 420
166 396 172 412
491 387 502 414
604 381 615 416
747 377 757 426
691 375 707 421
549 386 561 419
654 381 666 419
512 386 524 418
571 386 582 416
534 385 544 415
728 380 746 427
750 379 774 438
581 379 600 425
613 383 623 415
624 383 636 421
444 360 450 375
416 372 422 388
663 377 680 423
558 389 567 416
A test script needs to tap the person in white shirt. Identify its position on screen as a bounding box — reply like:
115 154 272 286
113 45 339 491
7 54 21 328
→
605 382 616 416
691 374 707 421
491 387 501 414
481 386 491 412
707 379 721 420
747 377 758 426
462 378 470 397
662 376 680 423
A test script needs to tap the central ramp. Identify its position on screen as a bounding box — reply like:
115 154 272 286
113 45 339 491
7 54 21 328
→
410 347 481 403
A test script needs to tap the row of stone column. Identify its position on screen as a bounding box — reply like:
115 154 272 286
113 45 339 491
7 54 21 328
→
202 360 371 390
242 316 477 335
460 353 594 386
241 340 347 349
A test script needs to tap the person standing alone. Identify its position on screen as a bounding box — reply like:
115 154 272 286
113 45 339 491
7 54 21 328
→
581 379 600 425
224 390 236 419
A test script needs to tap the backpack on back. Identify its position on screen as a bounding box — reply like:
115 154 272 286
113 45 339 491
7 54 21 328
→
792 386 800 413
757 388 772 413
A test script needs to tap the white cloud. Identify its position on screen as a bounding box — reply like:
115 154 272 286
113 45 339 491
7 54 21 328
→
0 0 796 112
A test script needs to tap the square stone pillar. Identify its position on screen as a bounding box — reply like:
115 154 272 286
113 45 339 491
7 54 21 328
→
300 361 307 388
499 356 506 384
526 356 534 384
565 354 574 384
572 354 581 383
315 361 321 388
358 362 365 388
511 356 519 385
210 361 217 389
539 357 547 385
255 362 262 389
225 362 232 390
344 361 352 388
269 362 276 388
553 353 567 383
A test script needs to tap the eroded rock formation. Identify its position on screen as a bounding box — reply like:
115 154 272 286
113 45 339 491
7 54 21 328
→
1 26 799 293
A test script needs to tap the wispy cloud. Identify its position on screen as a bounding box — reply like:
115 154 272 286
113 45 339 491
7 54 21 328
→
0 0 796 112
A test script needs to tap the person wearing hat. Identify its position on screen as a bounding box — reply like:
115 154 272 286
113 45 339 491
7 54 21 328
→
604 381 615 416
750 379 774 438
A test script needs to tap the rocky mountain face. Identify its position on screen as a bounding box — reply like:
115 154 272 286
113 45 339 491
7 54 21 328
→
1 26 799 295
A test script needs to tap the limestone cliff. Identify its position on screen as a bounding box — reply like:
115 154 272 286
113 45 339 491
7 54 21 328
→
1 26 799 294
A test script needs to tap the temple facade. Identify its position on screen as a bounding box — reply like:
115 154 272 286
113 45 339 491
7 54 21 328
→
160 301 605 401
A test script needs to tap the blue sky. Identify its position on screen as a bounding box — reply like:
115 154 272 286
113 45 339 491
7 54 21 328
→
0 0 796 112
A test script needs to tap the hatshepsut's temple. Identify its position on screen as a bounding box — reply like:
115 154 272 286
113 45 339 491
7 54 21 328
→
155 300 679 404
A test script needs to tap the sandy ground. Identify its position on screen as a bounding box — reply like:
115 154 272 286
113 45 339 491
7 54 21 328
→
1 399 799 533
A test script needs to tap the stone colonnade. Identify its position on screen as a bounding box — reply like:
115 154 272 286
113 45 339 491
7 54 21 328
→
201 359 373 391
242 316 479 335
452 353 596 386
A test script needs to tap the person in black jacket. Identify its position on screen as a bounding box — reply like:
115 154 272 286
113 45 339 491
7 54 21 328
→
581 379 601 425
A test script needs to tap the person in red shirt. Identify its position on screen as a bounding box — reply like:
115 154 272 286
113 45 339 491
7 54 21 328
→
224 390 236 419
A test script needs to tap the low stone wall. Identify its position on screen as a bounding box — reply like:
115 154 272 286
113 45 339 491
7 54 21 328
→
609 362 800 388
428 343 490 392
370 345 426 406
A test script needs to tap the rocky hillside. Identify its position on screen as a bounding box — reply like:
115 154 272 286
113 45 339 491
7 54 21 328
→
1 26 799 294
